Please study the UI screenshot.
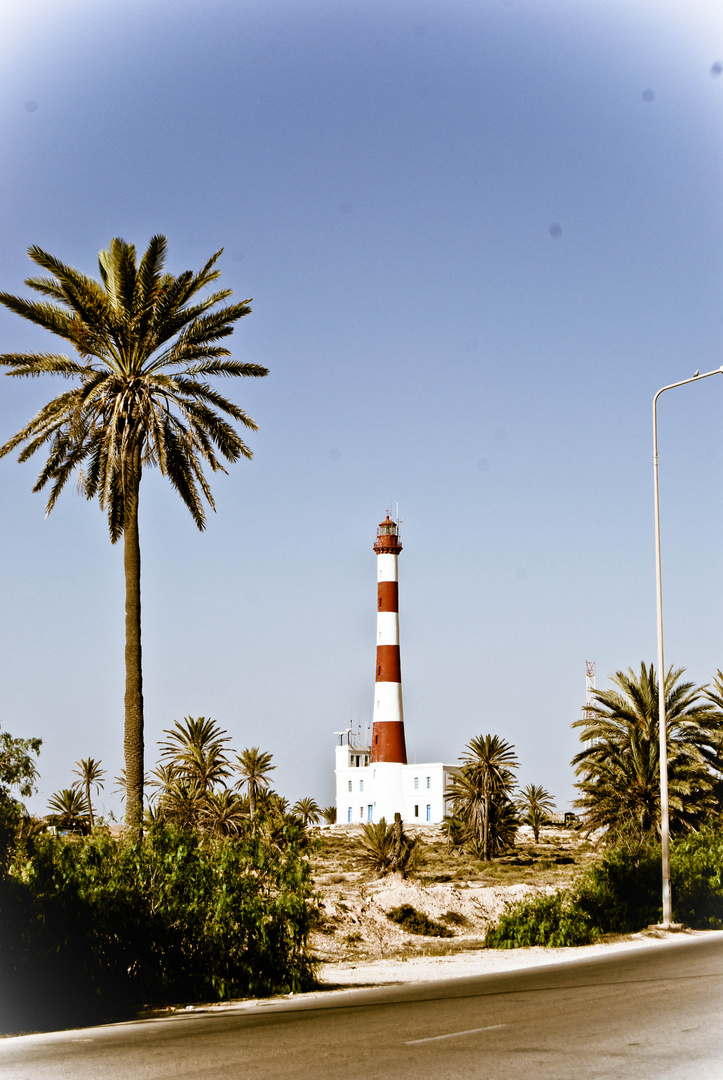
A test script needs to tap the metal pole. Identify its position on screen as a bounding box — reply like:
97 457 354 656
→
653 366 723 928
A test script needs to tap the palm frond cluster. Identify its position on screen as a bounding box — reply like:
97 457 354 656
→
146 717 319 837
46 719 322 839
357 813 423 878
0 237 264 538
573 663 723 843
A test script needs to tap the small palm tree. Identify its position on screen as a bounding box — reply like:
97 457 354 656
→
448 734 519 860
158 779 205 828
201 789 248 837
357 814 423 878
573 663 720 841
292 797 321 829
516 784 555 844
0 237 267 824
235 747 275 818
159 717 232 797
72 757 106 829
47 788 89 833
320 805 337 826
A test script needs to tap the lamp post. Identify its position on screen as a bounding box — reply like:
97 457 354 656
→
653 365 723 928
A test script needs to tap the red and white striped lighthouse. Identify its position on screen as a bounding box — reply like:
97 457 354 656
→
371 514 408 764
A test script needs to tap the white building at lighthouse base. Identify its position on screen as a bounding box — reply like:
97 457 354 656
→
335 737 458 825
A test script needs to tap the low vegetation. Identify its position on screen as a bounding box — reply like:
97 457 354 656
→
485 826 723 948
386 904 454 938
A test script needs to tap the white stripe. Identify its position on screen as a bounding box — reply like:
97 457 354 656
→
377 611 399 645
377 553 398 582
406 1025 507 1045
373 680 404 724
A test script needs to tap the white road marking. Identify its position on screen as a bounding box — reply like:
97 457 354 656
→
406 1024 507 1045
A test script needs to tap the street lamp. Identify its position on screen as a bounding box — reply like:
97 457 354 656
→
653 365 723 928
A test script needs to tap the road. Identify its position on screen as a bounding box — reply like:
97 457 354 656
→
1 934 722 1079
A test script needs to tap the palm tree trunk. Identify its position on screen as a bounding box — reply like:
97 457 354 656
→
124 474 144 826
483 793 490 861
85 778 95 829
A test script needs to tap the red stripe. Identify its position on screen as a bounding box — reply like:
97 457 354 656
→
377 581 398 612
376 645 401 682
371 721 407 764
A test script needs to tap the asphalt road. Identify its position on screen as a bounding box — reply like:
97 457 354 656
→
2 934 722 1080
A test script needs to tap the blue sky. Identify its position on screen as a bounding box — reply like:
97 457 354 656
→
0 0 722 817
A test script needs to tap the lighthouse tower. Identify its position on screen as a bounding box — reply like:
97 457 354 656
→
334 514 458 826
371 514 407 764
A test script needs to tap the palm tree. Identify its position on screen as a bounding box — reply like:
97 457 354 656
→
71 757 106 829
47 788 90 833
572 663 721 842
201 789 248 837
0 236 267 824
320 805 337 826
356 815 423 878
235 747 275 818
292 796 321 829
448 734 519 860
516 784 555 844
158 717 232 797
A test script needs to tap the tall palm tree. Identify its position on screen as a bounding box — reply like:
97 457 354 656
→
71 756 106 829
448 734 519 860
515 783 555 844
572 663 721 842
0 237 267 823
235 747 275 818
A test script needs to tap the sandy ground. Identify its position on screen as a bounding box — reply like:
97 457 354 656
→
316 928 714 987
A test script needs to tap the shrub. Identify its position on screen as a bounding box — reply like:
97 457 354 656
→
485 826 723 948
386 904 454 937
485 892 595 948
0 820 316 1033
671 828 723 929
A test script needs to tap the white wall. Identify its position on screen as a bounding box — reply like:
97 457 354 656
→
335 745 458 824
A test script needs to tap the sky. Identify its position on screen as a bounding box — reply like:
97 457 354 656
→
0 0 722 819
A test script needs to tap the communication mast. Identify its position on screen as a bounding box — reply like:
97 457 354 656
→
582 661 596 742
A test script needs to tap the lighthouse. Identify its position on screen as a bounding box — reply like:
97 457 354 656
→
371 514 408 764
333 514 458 825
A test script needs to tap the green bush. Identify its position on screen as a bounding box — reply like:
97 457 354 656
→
0 821 316 1033
485 892 595 948
485 827 723 948
386 904 453 937
671 828 723 929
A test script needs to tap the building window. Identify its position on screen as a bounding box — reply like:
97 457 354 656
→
360 807 363 819
347 807 352 822
414 777 418 789
426 804 431 822
365 755 369 765
426 776 431 789
414 804 419 817
367 804 373 822
359 779 364 793
348 780 352 792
